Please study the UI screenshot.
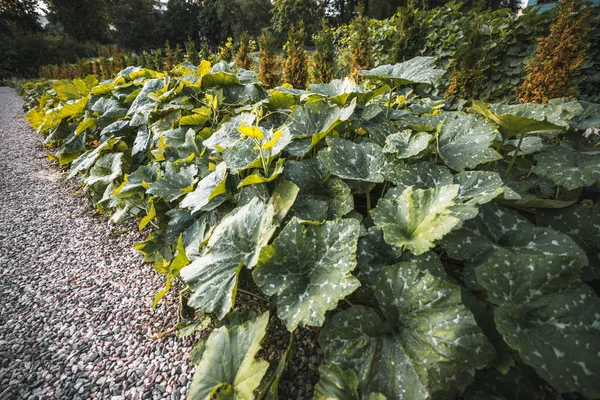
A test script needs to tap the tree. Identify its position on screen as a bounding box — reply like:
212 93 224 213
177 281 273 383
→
271 0 323 40
283 22 308 88
110 0 164 51
45 0 110 42
365 0 403 20
162 0 201 45
229 0 272 38
0 0 40 33
517 0 592 103
197 0 229 49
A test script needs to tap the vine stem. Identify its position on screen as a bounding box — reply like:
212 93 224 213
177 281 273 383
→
385 85 396 120
256 332 295 400
238 288 269 302
366 190 372 211
504 131 525 178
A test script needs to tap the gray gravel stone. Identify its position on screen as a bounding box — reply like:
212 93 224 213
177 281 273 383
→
0 87 196 399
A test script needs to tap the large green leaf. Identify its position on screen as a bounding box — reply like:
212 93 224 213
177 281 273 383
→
283 159 353 221
180 182 297 319
222 127 292 173
37 95 89 133
470 101 563 139
437 114 502 171
492 101 583 130
371 185 461 255
320 263 494 399
180 162 228 213
360 57 445 85
308 77 372 106
476 250 600 398
319 137 385 183
314 365 386 400
533 145 600 190
284 100 355 156
382 131 432 158
314 364 361 400
384 162 453 195
253 218 360 331
537 203 600 281
355 228 403 290
453 171 506 205
146 163 197 202
52 76 97 101
203 114 254 151
113 164 159 198
127 78 166 126
85 153 123 186
441 203 589 285
188 312 270 400
180 198 277 319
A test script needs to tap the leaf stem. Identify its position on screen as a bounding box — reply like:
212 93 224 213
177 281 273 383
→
366 190 372 211
253 138 269 176
504 131 525 178
380 181 390 199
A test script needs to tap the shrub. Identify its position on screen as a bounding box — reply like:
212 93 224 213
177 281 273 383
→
258 29 281 88
347 8 372 80
283 22 308 89
444 13 486 99
217 37 235 63
235 31 254 70
517 0 592 103
185 37 200 65
311 20 336 83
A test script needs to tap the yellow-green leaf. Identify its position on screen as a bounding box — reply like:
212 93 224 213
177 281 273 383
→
238 122 263 139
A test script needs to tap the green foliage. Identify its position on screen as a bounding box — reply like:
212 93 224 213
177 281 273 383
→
197 0 229 48
0 0 40 33
311 21 336 84
391 0 425 63
45 0 110 42
336 3 558 102
283 23 308 89
185 37 200 65
22 56 600 399
109 0 164 51
444 12 486 99
217 37 236 63
271 0 322 40
161 0 201 46
0 31 97 79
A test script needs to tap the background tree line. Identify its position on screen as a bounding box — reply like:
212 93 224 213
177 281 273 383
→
1 0 525 79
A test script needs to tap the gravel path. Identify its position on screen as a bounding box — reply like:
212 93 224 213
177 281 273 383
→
0 87 196 399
